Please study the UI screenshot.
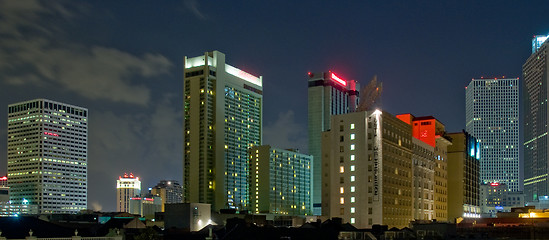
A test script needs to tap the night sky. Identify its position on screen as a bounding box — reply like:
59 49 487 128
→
0 0 547 212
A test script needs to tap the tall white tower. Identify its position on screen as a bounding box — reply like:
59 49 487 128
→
116 173 141 212
465 77 520 191
183 51 262 211
7 99 88 214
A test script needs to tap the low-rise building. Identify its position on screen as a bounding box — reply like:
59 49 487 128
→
480 182 524 217
248 146 312 215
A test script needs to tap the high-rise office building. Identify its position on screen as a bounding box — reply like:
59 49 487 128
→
308 71 359 215
466 77 520 191
183 51 262 211
524 34 549 201
248 145 312 215
7 99 87 214
151 180 183 212
446 131 481 220
116 173 141 212
322 110 413 228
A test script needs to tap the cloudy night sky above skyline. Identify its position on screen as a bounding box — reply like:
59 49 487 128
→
0 0 547 211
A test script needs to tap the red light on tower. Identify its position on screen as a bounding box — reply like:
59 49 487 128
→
330 72 347 86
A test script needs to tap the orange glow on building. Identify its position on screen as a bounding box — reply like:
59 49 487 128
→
396 114 443 148
396 113 414 125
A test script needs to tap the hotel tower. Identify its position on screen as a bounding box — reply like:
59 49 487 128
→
183 51 262 211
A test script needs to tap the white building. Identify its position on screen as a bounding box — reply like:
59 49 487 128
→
308 72 359 215
7 99 88 214
465 77 520 192
116 173 141 212
183 51 262 211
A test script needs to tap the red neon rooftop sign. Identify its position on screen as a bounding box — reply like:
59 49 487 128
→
490 182 499 186
0 176 6 181
330 72 347 86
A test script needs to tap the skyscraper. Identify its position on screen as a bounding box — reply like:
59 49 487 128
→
7 99 87 214
116 173 141 212
183 51 262 211
308 72 359 215
466 77 520 191
524 34 549 201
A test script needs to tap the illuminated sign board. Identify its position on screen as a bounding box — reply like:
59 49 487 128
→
490 182 499 186
225 64 262 87
44 132 59 137
330 72 347 86
0 176 6 181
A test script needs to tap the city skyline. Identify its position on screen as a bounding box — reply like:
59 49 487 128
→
0 1 548 211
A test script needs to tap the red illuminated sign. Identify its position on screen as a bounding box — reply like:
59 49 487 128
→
0 176 7 181
122 173 136 179
44 132 59 137
330 73 347 86
490 183 499 186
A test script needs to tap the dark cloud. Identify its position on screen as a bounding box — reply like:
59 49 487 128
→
0 0 172 106
263 110 308 153
88 95 182 211
184 0 207 20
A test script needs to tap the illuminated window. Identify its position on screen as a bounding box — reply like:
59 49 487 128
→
340 197 344 204
350 155 355 161
350 165 355 171
350 217 355 224
351 197 355 203
350 176 355 182
350 124 355 129
350 133 355 140
340 187 344 194
340 166 344 173
351 207 355 213
351 186 355 192
350 144 355 150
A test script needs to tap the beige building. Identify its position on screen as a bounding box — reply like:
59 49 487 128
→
322 110 413 228
248 145 312 215
434 133 451 221
411 138 435 220
396 114 450 222
447 131 481 221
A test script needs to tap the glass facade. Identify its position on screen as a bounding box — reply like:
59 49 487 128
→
524 35 549 201
183 51 262 211
249 146 312 215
